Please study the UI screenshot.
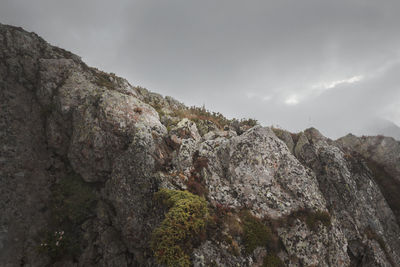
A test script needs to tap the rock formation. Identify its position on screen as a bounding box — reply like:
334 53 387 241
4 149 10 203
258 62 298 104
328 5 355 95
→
1 23 399 266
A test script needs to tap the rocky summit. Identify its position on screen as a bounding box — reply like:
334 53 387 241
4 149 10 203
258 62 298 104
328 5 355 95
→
1 23 400 267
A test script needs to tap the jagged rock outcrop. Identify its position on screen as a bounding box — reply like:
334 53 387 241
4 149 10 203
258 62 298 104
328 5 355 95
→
337 134 400 229
1 23 400 267
273 128 400 266
337 134 400 183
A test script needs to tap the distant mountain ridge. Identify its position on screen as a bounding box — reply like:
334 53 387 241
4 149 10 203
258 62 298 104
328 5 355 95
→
362 118 400 140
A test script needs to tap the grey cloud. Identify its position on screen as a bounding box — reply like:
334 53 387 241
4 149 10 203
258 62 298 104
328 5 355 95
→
1 0 399 138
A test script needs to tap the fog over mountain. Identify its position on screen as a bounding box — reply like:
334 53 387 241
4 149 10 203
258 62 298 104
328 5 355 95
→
1 0 400 139
362 118 400 140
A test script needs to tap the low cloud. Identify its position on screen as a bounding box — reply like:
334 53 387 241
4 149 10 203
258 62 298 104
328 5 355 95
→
313 75 364 90
1 0 399 138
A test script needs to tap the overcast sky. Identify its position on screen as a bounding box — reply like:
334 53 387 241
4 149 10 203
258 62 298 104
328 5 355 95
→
1 0 400 138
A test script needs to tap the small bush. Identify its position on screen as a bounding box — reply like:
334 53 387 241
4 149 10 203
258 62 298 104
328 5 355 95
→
305 210 331 230
186 178 207 197
215 203 232 216
152 102 166 117
93 71 115 89
271 127 287 139
193 153 209 172
186 152 208 197
171 106 230 130
240 210 273 255
133 107 143 114
263 253 285 267
148 98 258 135
151 189 209 267
285 209 331 231
207 203 232 235
225 213 243 238
239 118 258 128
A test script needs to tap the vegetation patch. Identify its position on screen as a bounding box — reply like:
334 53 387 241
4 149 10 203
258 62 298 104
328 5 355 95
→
263 253 285 267
240 210 273 255
171 106 230 130
39 172 97 261
186 177 207 197
151 189 209 267
151 102 166 117
285 209 331 231
93 70 116 90
305 210 331 230
271 127 287 139
237 118 258 128
207 206 285 264
149 100 258 135
186 152 209 197
207 203 232 236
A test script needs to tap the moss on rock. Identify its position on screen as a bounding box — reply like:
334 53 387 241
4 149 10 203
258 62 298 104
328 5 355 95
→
151 189 209 267
305 210 331 230
240 210 273 255
284 209 331 231
263 253 285 267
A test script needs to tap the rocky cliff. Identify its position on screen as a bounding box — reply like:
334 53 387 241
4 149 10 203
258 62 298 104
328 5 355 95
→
1 24 399 267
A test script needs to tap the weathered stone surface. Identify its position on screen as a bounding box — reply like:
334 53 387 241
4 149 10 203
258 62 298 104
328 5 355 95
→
191 126 349 266
337 134 400 183
200 126 326 216
293 128 400 266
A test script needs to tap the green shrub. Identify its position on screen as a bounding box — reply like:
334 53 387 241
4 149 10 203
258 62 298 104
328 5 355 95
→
152 102 166 117
93 70 115 89
239 118 258 128
263 253 285 267
305 210 331 230
271 127 287 139
146 96 258 135
186 152 208 197
286 209 331 231
171 106 230 130
240 210 273 255
151 189 209 267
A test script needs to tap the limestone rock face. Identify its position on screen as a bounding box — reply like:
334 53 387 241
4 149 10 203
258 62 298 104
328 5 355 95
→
1 23 400 267
192 126 349 266
291 129 400 266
